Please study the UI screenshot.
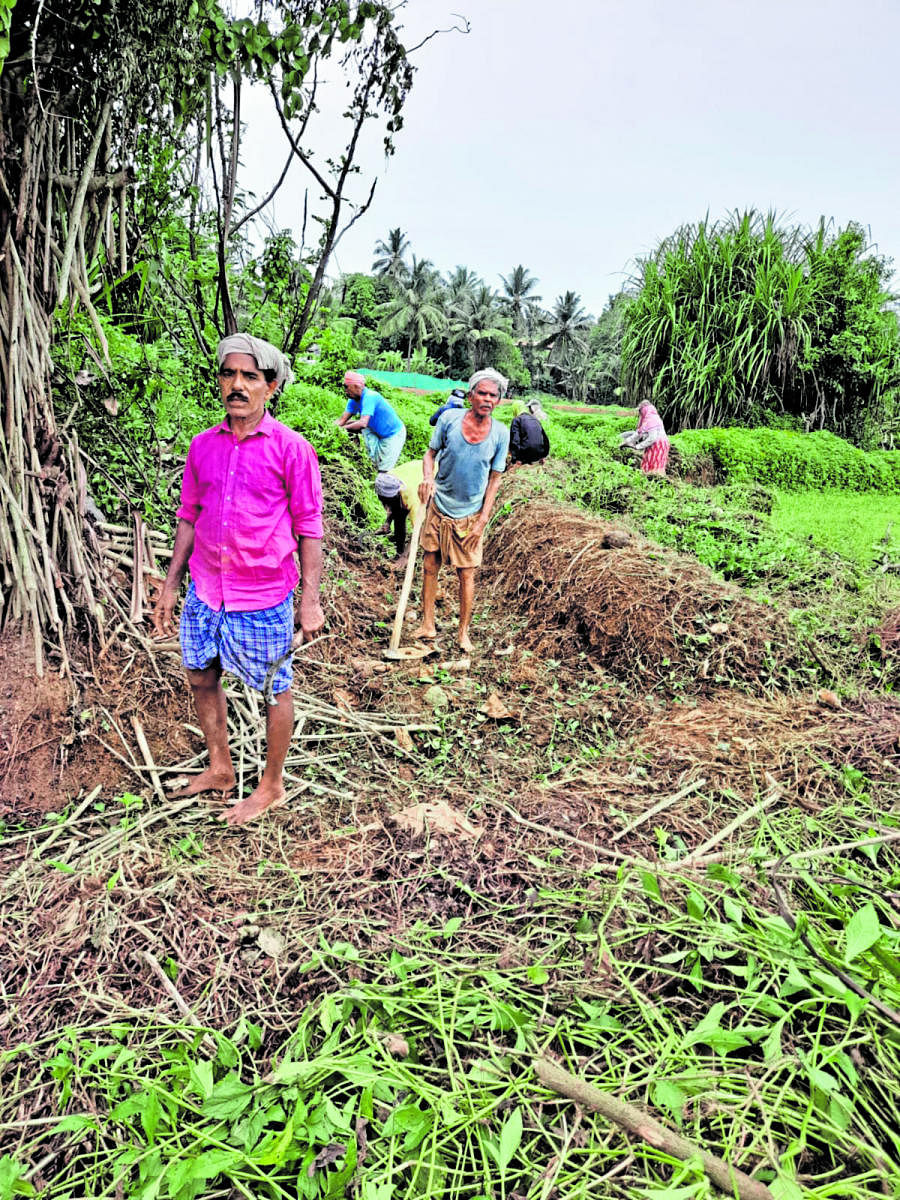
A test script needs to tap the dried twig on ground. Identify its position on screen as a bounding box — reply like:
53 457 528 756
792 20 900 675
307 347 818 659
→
535 1057 775 1200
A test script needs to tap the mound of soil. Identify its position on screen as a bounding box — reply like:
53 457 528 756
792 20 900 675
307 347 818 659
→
486 500 800 691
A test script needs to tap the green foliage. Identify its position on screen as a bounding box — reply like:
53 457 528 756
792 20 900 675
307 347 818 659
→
338 273 379 331
771 489 900 569
52 316 219 526
490 331 530 390
675 426 900 491
622 211 900 442
0 0 14 74
295 326 362 391
12 843 900 1199
631 483 829 590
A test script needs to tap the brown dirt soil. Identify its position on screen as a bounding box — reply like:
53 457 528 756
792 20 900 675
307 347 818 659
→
2 507 897 1057
0 632 75 815
485 500 800 691
0 633 198 821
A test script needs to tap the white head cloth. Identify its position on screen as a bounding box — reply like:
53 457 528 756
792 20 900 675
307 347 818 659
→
467 368 508 397
374 470 403 500
217 334 294 393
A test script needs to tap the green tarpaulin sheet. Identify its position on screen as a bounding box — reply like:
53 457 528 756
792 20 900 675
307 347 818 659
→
360 369 467 393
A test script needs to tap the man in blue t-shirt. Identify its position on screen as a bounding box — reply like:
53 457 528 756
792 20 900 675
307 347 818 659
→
413 369 510 653
337 371 406 471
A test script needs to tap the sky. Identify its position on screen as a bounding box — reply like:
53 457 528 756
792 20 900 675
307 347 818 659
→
240 0 900 318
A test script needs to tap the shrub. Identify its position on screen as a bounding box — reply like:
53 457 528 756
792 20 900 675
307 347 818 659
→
674 427 900 492
294 326 363 390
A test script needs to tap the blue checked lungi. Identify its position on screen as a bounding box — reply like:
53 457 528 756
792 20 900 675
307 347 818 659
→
180 581 294 695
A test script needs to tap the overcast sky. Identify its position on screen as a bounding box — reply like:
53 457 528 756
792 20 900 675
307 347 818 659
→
240 0 900 318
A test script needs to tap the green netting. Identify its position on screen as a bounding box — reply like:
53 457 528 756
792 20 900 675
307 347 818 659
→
361 369 467 392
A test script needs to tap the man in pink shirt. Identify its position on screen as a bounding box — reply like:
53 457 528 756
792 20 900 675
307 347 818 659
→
152 334 324 826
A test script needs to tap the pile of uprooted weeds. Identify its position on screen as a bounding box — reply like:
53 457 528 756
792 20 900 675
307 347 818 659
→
486 500 808 692
3 766 900 1200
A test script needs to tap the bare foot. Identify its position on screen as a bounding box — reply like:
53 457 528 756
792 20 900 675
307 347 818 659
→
458 630 473 653
393 553 409 570
169 766 235 798
223 780 287 826
412 625 437 641
375 519 391 535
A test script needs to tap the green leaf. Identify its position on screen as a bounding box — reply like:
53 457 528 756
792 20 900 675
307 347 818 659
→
770 1175 805 1200
200 1074 253 1120
0 1155 36 1198
640 870 661 901
497 1106 523 1170
382 1105 433 1152
188 1060 214 1100
682 1002 749 1055
686 889 705 919
442 916 462 936
762 1019 784 1063
651 1079 686 1125
526 964 549 984
251 1115 295 1166
50 1114 99 1135
845 902 882 962
186 1150 242 1181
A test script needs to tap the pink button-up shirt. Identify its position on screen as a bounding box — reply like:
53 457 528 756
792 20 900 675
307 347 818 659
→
176 412 324 612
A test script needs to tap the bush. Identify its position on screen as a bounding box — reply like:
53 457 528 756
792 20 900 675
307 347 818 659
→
674 427 900 492
622 212 900 442
294 326 363 390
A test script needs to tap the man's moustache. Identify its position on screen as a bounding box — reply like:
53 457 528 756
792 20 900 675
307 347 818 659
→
227 393 249 402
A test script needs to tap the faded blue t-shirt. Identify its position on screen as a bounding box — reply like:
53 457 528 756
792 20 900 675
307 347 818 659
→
344 386 404 439
429 409 509 518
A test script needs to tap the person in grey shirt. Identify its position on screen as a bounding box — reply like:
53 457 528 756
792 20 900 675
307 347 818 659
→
414 369 510 652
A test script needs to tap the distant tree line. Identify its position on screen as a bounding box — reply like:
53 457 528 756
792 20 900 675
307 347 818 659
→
306 226 625 404
296 212 900 447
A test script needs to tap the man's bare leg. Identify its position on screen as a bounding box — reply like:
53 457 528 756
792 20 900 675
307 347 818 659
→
413 550 440 639
457 567 476 652
174 664 236 796
225 688 293 825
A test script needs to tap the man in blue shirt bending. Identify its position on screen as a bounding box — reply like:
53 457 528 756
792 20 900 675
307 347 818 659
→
414 369 510 653
337 371 406 472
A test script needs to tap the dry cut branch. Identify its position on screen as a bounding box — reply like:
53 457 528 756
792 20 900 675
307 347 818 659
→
535 1057 775 1200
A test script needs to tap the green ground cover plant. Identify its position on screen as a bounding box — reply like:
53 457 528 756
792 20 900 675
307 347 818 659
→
674 428 900 492
771 491 900 570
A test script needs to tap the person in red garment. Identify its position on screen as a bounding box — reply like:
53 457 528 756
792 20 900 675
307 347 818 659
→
152 334 324 826
620 401 670 475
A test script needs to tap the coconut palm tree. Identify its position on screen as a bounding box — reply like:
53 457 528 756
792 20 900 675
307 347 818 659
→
372 228 411 284
445 265 482 309
378 256 446 364
451 285 511 371
542 290 592 363
499 265 542 335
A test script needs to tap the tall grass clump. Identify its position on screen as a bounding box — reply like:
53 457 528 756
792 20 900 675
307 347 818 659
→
622 211 900 445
